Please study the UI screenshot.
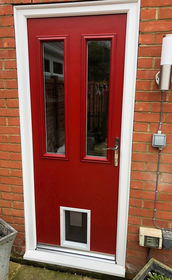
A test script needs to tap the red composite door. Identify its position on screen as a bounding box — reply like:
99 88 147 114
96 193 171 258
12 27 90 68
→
28 14 126 256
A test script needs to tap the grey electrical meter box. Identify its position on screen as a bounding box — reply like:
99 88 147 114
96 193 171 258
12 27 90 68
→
152 133 166 149
162 230 172 249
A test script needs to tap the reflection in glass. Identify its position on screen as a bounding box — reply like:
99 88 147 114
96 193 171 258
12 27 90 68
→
87 40 111 157
65 211 87 244
43 41 65 154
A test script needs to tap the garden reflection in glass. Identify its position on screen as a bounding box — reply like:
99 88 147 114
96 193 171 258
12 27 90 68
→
86 40 111 157
43 41 65 154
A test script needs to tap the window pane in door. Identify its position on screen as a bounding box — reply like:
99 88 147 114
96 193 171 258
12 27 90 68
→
43 41 65 154
87 40 111 157
65 211 87 244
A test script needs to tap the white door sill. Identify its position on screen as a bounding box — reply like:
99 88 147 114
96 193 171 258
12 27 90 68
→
24 249 125 277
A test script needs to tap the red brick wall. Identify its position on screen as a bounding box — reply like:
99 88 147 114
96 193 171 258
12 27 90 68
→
0 0 172 275
0 2 24 255
127 0 172 275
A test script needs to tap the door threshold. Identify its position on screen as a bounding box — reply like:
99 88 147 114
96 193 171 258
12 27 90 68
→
24 249 125 277
37 243 116 262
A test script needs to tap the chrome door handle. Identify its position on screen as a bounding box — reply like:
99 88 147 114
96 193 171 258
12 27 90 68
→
104 137 119 167
104 145 118 151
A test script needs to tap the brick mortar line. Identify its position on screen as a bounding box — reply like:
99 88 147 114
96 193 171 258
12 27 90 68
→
136 79 160 81
132 159 172 163
132 153 172 156
130 203 172 207
156 7 159 20
138 43 168 46
141 6 172 8
1 59 16 61
0 68 17 70
132 160 172 162
130 196 172 200
141 7 167 10
138 55 161 57
0 169 22 173
130 178 168 182
131 179 172 185
0 168 21 171
128 214 172 218
0 126 20 128
0 47 16 49
135 92 172 95
0 159 21 162
134 123 172 125
137 68 159 70
135 100 171 102
0 183 22 186
130 199 172 203
130 180 158 183
132 170 172 174
140 18 172 22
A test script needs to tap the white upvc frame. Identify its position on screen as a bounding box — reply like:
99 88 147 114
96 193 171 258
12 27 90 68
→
60 206 91 251
14 0 140 277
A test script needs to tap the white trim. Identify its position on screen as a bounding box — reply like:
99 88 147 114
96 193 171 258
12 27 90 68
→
37 244 115 261
24 249 125 277
14 0 140 277
60 206 91 251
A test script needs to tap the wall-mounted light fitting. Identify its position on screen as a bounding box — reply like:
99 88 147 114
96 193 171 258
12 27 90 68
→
155 34 172 91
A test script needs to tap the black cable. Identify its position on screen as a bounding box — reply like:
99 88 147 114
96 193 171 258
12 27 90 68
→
152 91 164 230
153 149 161 230
146 247 151 263
153 90 172 234
158 90 165 132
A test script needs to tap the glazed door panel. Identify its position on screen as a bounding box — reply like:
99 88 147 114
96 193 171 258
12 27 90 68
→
28 14 126 255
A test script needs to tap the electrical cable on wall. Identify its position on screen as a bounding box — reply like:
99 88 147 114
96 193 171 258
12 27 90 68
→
152 90 172 250
152 34 172 250
137 36 172 258
152 90 164 230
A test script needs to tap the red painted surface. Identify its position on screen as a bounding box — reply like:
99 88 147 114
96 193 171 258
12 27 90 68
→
27 14 126 255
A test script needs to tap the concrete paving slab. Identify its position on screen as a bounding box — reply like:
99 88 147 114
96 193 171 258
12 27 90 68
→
9 262 21 280
9 263 99 280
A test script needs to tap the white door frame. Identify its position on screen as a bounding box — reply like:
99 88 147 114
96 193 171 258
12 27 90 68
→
14 0 140 276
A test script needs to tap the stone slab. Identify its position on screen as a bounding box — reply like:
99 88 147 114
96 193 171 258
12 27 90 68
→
9 263 100 280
